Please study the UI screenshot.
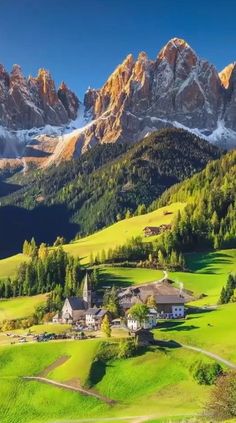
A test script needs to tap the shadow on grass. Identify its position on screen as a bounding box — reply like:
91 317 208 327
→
185 251 233 274
157 320 199 332
99 269 133 288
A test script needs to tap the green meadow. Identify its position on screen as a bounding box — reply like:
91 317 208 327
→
63 202 185 263
0 202 183 278
99 248 236 306
0 340 213 423
0 294 47 321
154 302 236 362
0 253 29 280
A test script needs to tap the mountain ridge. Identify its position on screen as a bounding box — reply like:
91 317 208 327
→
0 37 235 170
0 128 221 256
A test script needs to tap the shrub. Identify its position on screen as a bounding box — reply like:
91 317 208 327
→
205 371 236 420
118 338 137 359
193 361 223 385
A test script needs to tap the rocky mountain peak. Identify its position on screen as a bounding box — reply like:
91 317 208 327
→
158 37 197 67
0 65 79 129
10 64 26 85
219 63 236 88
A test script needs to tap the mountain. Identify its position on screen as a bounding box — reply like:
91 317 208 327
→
0 128 220 256
39 37 235 167
151 149 236 251
0 37 235 171
0 65 79 129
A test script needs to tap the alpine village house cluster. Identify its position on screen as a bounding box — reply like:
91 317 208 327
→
52 273 188 333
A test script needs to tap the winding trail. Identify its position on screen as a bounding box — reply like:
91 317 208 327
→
181 344 236 369
23 376 116 404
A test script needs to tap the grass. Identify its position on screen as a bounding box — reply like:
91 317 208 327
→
0 202 184 278
0 294 47 321
153 302 236 362
0 253 28 280
93 346 212 418
0 339 100 384
64 202 185 263
99 249 236 305
0 340 213 423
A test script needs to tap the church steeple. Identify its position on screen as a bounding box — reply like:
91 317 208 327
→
83 272 92 309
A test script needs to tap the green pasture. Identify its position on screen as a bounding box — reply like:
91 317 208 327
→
0 340 213 423
0 294 47 322
64 202 185 263
153 302 236 362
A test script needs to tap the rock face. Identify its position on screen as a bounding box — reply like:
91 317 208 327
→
1 38 236 169
81 38 232 151
219 63 236 130
0 66 79 129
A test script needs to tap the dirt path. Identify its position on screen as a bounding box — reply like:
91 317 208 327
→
39 355 69 377
181 344 236 369
23 376 116 404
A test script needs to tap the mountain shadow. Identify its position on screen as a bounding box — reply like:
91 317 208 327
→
0 204 79 258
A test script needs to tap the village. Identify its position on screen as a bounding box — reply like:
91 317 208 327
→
48 272 191 345
4 272 191 346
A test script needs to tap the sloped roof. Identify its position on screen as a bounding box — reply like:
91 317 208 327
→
67 297 84 310
86 307 99 315
156 295 185 304
96 309 107 318
86 308 107 318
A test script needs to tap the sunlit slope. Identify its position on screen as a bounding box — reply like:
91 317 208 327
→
100 249 236 305
0 294 47 321
0 254 29 280
64 202 185 263
0 340 213 423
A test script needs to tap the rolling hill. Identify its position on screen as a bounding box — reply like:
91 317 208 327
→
0 128 220 256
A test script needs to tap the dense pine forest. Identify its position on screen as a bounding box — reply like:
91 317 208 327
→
0 129 220 255
152 150 236 252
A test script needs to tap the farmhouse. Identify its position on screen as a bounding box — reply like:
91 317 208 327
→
85 307 108 329
143 224 172 237
52 273 93 324
127 308 158 331
118 277 191 318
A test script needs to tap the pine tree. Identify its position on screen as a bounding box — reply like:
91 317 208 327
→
101 249 106 263
219 286 226 304
101 314 111 338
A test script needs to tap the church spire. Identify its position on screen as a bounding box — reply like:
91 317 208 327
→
83 272 92 309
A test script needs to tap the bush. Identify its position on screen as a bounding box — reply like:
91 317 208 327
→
118 338 137 359
205 371 236 420
193 361 223 385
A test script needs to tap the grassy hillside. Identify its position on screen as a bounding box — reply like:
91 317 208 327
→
99 249 236 305
151 149 236 252
154 302 236 363
64 202 185 263
0 129 220 256
0 202 184 277
0 254 29 279
0 340 213 423
0 294 47 321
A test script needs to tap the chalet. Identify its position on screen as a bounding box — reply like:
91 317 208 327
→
143 226 160 237
52 273 92 324
127 308 158 331
143 224 172 237
155 295 185 318
119 277 191 318
85 307 108 329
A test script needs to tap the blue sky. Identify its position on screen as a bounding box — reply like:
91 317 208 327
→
0 0 235 99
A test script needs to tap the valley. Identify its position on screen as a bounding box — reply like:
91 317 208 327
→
0 8 235 422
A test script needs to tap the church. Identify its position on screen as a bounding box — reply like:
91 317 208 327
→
52 273 92 324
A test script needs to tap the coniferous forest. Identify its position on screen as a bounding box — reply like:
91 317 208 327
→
0 129 220 255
